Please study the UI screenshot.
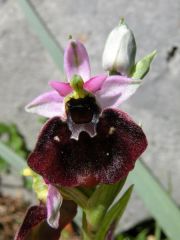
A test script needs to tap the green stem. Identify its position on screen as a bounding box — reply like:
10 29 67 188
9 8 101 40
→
59 187 88 209
155 222 161 240
82 212 95 240
85 179 126 231
82 233 93 240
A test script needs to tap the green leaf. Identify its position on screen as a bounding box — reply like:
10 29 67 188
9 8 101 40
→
130 50 157 79
23 176 33 190
0 123 29 172
155 222 161 240
116 229 148 240
95 185 134 240
0 123 9 133
0 141 26 172
115 235 125 240
128 160 180 240
0 158 9 172
18 0 64 72
135 230 148 240
81 212 93 240
86 178 126 228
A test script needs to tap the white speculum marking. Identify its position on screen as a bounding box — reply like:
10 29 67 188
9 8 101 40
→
54 136 60 142
109 126 116 135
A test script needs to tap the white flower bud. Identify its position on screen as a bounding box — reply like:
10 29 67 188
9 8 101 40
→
102 20 136 75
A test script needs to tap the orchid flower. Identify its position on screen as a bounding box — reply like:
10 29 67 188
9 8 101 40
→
25 38 147 187
15 169 77 240
26 39 141 140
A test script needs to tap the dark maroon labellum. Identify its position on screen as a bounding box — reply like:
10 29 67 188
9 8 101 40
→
66 96 100 124
28 108 147 187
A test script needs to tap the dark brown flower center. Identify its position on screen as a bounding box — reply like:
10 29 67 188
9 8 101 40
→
66 96 100 124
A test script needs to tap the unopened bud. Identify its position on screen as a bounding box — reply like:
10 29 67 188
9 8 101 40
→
102 19 136 75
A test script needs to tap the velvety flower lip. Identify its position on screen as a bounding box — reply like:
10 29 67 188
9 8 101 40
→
14 200 77 240
28 108 147 187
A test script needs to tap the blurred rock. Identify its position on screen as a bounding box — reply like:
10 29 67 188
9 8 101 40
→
0 0 180 231
0 172 35 202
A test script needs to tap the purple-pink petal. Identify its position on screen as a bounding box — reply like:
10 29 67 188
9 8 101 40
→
47 185 63 229
28 108 147 187
64 40 91 82
84 75 107 93
25 91 64 118
49 81 72 97
95 76 141 109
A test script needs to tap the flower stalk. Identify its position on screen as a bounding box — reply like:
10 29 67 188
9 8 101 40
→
59 186 88 209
